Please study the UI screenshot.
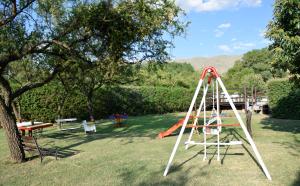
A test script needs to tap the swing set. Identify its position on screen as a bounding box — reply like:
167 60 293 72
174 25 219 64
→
162 66 272 180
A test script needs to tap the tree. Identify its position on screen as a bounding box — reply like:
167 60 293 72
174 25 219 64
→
57 0 187 121
134 62 198 88
59 60 134 121
241 73 266 92
223 48 287 92
266 0 300 81
222 62 254 91
0 0 186 162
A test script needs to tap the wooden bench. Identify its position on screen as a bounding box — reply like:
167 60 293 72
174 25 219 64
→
18 123 53 136
21 136 58 163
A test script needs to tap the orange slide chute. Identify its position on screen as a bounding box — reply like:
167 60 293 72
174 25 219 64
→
158 117 196 139
158 118 185 139
158 117 240 139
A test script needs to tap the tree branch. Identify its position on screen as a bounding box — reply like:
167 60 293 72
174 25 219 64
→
0 75 13 106
0 0 36 27
12 0 17 16
12 66 61 99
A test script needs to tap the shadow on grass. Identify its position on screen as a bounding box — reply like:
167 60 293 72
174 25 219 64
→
292 171 300 186
169 131 245 174
43 114 185 141
39 114 251 165
231 129 267 178
272 135 300 157
260 117 300 133
118 164 191 185
45 113 197 140
24 147 79 162
35 114 190 160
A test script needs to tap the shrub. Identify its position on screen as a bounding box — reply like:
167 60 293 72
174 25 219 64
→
19 84 195 121
20 83 87 122
94 86 195 117
267 79 300 119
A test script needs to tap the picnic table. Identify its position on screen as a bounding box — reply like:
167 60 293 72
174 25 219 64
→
17 121 43 127
55 118 78 130
18 122 53 136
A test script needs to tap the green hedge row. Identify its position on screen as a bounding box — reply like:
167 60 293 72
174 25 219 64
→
19 84 195 122
267 79 300 119
19 83 87 122
95 86 194 116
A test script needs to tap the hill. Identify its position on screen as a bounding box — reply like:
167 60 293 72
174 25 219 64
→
175 55 242 74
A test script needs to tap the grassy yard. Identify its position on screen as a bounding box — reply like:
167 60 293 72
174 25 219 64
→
0 113 299 186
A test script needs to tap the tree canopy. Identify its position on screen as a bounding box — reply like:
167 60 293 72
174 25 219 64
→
0 0 186 162
133 62 198 89
266 0 300 81
223 48 287 92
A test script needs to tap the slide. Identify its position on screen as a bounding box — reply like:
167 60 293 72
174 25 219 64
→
158 118 185 139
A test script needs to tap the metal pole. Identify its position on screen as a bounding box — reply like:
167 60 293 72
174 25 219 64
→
163 79 203 176
217 77 272 180
203 85 207 161
244 86 247 112
251 85 254 108
185 84 209 149
216 80 220 161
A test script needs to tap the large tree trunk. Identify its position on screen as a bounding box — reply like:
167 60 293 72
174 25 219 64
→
0 102 25 162
12 101 21 120
87 95 94 121
246 110 253 138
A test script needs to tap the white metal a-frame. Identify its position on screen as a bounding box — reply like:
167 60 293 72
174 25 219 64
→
163 66 272 180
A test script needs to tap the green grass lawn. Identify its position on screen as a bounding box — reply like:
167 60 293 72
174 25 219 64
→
0 113 299 186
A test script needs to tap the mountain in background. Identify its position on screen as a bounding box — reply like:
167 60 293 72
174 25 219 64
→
175 55 242 74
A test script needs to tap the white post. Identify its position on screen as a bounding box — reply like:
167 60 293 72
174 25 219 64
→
216 77 272 180
203 85 207 160
163 79 203 176
217 130 220 161
216 80 220 161
216 80 221 131
185 84 209 149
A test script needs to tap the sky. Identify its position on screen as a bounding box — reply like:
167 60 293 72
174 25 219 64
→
170 0 274 59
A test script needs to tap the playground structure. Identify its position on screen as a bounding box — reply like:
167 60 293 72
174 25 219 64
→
162 66 272 180
158 113 235 139
109 114 128 127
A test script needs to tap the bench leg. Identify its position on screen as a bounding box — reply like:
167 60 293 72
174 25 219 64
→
29 130 32 137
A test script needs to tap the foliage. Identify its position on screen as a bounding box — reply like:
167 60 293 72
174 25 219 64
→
241 74 265 92
133 62 199 89
267 78 300 119
0 0 186 161
240 48 285 81
96 86 194 116
19 84 195 121
19 82 87 122
266 0 300 81
19 62 199 121
223 48 287 93
222 62 254 92
50 0 187 120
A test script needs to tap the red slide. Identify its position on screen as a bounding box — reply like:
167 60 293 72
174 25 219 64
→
158 118 185 139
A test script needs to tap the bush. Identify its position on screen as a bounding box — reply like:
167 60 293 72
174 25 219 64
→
267 79 300 119
93 86 195 117
19 84 196 121
20 83 87 122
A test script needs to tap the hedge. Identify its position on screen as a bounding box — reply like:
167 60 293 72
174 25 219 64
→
97 86 195 116
19 84 196 122
19 83 87 122
267 79 300 119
